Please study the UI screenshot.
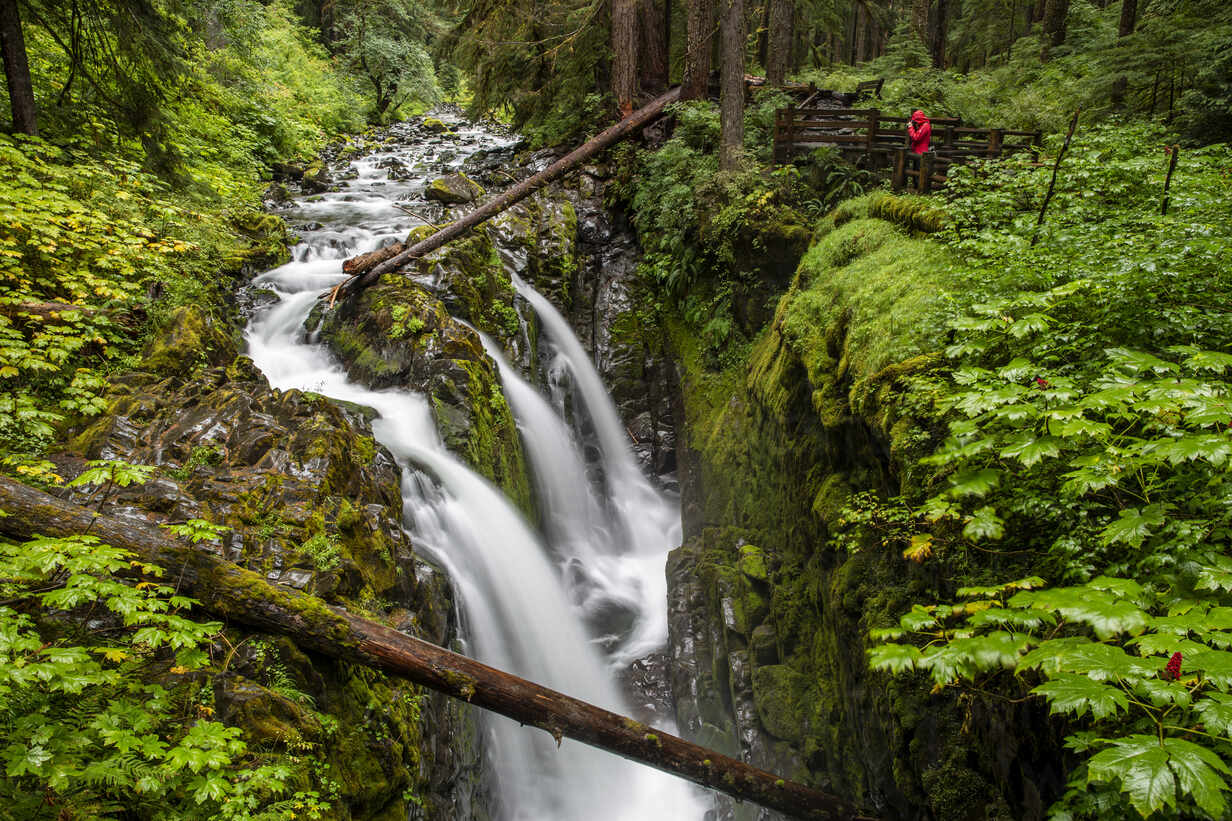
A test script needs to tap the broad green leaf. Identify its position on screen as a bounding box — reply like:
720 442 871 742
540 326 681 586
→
1011 587 1150 639
1031 673 1128 720
1182 349 1232 375
1189 649 1232 690
1194 693 1232 737
999 435 1064 467
1099 506 1166 549
1086 735 1175 817
1197 557 1232 593
1135 678 1192 708
963 506 1005 541
1162 737 1231 818
1106 348 1180 376
955 576 1047 599
868 643 922 674
948 468 1001 498
1018 637 1155 680
900 605 941 632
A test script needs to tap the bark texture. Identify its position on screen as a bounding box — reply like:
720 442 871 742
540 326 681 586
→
766 0 794 84
1109 0 1137 107
638 0 669 94
681 0 714 100
0 474 875 821
1041 0 1069 57
613 0 640 113
718 0 745 170
0 0 37 135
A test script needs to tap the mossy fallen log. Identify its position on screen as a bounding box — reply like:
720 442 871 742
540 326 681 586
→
0 475 875 820
329 86 683 303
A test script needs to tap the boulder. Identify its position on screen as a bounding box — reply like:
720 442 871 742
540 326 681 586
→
424 172 484 205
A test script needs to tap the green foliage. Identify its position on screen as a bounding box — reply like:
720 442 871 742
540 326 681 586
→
855 120 1232 817
0 135 239 451
446 0 608 145
334 0 441 122
0 533 335 819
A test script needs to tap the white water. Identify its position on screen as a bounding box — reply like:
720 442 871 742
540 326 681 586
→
244 115 705 820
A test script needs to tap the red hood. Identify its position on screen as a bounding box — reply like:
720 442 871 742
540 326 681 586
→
911 110 928 122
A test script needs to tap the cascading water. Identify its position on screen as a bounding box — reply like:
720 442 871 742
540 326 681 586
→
244 114 706 820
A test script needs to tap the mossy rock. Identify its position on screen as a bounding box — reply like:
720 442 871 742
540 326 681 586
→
421 117 449 133
751 665 809 742
425 173 484 205
140 304 236 379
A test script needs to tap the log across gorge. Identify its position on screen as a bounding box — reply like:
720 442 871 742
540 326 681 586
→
0 475 876 820
325 86 683 304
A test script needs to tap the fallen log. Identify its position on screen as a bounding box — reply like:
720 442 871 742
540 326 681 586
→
327 86 683 303
0 475 875 821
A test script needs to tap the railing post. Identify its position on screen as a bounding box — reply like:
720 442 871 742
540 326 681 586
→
893 148 906 191
988 129 1003 158
1031 131 1042 162
944 124 954 150
921 153 935 193
866 108 879 155
785 103 795 163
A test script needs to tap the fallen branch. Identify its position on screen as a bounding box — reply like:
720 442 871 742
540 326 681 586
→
326 86 683 304
0 475 874 821
1031 108 1080 247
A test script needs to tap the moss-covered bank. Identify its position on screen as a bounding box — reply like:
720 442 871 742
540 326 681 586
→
667 194 1065 819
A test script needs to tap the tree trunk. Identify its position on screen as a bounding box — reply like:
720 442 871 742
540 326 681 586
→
1040 0 1068 58
613 0 640 114
331 87 682 301
756 0 770 75
0 0 37 135
681 0 714 99
1109 0 1137 107
928 0 948 67
718 0 745 170
765 0 794 84
912 0 930 47
639 0 669 93
0 474 877 821
853 2 867 64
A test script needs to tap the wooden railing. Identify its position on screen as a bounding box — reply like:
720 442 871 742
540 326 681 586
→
773 106 1041 191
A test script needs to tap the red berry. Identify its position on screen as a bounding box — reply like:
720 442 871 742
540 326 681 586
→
1165 652 1182 680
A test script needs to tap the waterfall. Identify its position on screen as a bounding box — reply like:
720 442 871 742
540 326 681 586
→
244 113 705 820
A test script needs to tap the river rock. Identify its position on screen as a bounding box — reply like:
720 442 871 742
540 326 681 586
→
425 172 484 204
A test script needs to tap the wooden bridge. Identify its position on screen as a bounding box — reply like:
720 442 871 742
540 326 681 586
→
773 105 1041 192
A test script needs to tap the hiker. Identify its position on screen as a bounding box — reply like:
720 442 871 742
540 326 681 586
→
907 110 931 154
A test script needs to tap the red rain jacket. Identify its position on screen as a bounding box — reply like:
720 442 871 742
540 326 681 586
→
908 110 931 154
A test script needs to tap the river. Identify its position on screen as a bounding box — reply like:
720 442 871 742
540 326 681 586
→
244 112 706 820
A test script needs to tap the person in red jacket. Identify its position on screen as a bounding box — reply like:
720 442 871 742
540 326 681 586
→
907 109 931 154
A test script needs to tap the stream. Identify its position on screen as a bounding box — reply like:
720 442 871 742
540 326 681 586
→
244 113 707 820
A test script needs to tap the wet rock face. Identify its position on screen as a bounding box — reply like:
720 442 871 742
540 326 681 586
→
667 534 804 821
61 318 485 820
477 172 678 483
312 261 534 518
425 172 485 204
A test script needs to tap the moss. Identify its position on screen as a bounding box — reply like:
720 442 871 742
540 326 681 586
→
664 204 1044 814
141 304 235 378
737 544 769 583
751 665 808 742
442 669 477 700
867 192 948 234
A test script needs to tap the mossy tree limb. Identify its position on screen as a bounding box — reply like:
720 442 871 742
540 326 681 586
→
0 475 874 821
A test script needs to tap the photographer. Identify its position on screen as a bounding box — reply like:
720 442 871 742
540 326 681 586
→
907 109 932 154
